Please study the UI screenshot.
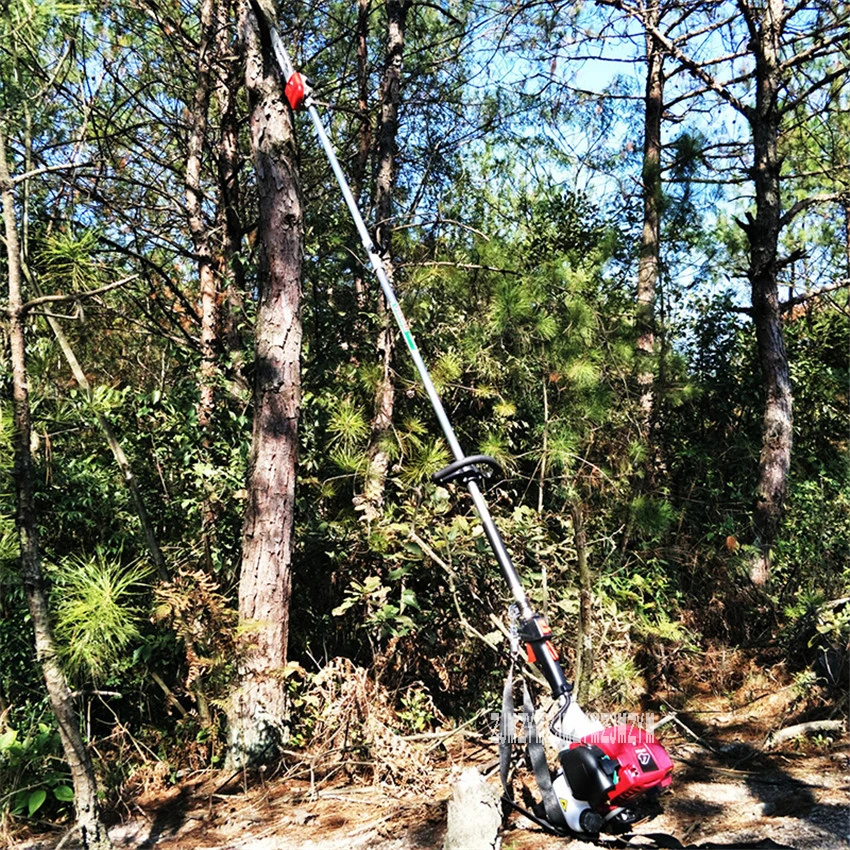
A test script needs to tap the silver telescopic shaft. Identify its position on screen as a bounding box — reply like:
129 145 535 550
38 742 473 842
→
265 20 532 618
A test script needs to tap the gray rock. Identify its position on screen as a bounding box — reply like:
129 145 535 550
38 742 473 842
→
442 767 502 850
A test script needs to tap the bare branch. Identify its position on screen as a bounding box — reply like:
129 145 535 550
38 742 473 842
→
597 0 750 117
12 161 93 184
781 28 850 74
780 62 850 117
781 0 814 26
414 1 462 26
19 274 138 314
765 720 845 749
780 191 848 229
781 280 850 313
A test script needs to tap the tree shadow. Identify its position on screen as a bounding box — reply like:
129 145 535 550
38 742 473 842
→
138 786 190 849
668 709 846 846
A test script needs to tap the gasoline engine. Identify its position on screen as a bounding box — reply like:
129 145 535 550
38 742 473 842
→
500 610 673 835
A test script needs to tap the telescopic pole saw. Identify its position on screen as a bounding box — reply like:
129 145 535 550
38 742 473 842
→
253 6 673 837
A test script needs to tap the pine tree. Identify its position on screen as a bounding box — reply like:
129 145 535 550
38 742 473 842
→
2 118 112 850
602 0 850 583
226 0 304 768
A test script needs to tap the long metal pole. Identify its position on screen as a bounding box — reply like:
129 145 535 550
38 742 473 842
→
264 17 532 619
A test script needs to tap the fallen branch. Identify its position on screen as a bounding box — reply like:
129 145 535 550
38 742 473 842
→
54 823 83 850
401 710 485 742
765 720 845 749
655 711 722 754
150 671 188 718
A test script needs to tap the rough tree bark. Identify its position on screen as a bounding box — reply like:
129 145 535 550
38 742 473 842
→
636 5 663 450
226 0 303 768
1 124 111 850
355 0 411 520
351 0 372 317
741 0 792 585
215 0 247 355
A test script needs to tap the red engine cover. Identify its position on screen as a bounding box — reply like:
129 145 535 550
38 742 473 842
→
576 724 673 805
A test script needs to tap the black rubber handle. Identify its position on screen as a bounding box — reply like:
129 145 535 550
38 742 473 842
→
431 454 502 486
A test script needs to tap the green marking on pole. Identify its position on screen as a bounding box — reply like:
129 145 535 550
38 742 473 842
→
390 301 417 352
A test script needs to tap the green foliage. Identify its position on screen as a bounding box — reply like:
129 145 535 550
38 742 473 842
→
0 514 19 564
812 605 850 648
395 684 440 734
35 228 103 293
772 477 850 602
397 436 451 488
523 190 607 265
327 398 370 449
586 649 646 706
0 719 74 827
628 496 677 541
1 0 848 827
332 574 419 640
51 550 152 682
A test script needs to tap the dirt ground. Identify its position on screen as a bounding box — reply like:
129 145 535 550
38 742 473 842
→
10 674 850 850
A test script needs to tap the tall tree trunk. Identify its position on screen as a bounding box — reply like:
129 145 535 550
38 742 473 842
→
570 501 593 705
226 0 303 768
186 0 220 435
185 0 222 570
1 126 111 850
637 7 663 453
355 0 410 520
351 0 372 318
354 0 373 198
743 0 792 586
216 0 247 359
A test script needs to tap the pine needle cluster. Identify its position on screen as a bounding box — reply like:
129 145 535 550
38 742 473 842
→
51 551 151 683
